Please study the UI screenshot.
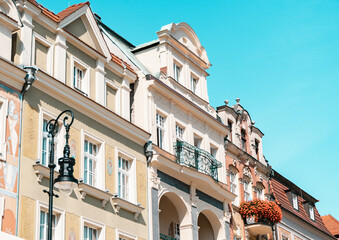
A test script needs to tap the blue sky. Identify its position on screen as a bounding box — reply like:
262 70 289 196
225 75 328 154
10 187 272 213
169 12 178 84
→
40 0 339 219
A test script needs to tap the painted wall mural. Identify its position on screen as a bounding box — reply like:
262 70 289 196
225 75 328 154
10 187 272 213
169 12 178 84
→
0 83 21 235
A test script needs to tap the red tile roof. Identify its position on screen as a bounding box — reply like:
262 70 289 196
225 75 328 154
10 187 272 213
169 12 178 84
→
271 178 334 238
322 215 339 237
27 0 89 22
110 53 136 74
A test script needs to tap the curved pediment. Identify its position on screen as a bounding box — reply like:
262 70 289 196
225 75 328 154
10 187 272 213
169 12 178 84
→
0 0 21 25
160 22 210 66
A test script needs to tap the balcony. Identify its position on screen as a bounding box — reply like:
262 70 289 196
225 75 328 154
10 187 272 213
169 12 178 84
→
173 141 222 181
239 199 282 237
160 233 178 240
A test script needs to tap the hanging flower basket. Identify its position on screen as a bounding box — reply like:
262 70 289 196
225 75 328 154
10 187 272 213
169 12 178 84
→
239 199 282 226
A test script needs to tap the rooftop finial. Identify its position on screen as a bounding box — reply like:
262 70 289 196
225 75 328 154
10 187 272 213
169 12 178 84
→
224 100 229 106
236 98 240 103
252 121 255 125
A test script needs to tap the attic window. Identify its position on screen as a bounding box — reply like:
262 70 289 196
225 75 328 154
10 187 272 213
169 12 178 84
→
309 205 315 220
292 194 298 210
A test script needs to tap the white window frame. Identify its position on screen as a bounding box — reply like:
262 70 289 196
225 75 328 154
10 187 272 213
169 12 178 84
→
104 78 120 115
229 171 239 206
309 205 315 220
175 124 184 141
173 62 182 82
0 96 8 161
38 109 64 169
32 32 54 75
71 56 90 96
243 179 252 202
35 201 65 240
116 229 137 240
115 147 137 204
156 112 166 149
190 74 198 94
292 194 298 210
81 217 105 240
81 130 105 190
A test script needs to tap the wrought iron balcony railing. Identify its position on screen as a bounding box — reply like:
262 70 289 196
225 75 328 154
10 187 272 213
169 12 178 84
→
160 233 178 240
173 141 222 181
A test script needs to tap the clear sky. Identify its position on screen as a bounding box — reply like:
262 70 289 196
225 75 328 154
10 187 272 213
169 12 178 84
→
39 0 339 219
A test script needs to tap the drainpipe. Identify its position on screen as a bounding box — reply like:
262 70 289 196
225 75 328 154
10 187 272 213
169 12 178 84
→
15 66 37 236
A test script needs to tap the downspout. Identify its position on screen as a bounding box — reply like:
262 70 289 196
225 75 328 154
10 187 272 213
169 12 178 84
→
15 66 37 236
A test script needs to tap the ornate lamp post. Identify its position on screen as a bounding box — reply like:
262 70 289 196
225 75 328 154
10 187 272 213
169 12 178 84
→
44 110 78 240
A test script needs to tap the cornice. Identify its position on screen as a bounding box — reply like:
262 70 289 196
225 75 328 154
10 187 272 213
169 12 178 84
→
0 58 26 91
146 75 229 135
32 70 150 146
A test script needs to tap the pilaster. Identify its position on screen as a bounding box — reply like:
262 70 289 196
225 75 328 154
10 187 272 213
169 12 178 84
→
54 33 67 83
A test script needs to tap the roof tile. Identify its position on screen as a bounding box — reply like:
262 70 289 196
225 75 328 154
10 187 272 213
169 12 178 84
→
322 215 339 236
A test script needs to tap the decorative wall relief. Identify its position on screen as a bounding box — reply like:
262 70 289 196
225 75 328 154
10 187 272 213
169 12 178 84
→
107 158 113 176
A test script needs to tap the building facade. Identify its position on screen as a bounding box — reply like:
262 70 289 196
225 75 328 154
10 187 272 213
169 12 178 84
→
217 100 273 240
1 0 150 239
271 171 336 240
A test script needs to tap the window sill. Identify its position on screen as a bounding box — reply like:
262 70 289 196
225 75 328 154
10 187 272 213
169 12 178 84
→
78 182 112 208
74 87 88 97
33 163 59 182
111 196 144 220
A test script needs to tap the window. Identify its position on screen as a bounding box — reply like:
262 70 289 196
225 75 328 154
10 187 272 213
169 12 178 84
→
194 134 202 148
84 225 97 240
32 33 53 74
82 131 104 190
71 56 89 95
0 97 8 160
115 148 137 203
227 120 233 141
230 171 239 205
255 139 260 160
105 79 119 113
168 222 180 239
309 205 315 220
210 145 218 158
257 188 264 200
243 180 252 202
117 230 137 240
175 124 184 141
40 112 64 167
190 75 198 93
241 129 247 151
292 194 298 210
84 140 98 187
36 202 64 240
156 113 166 149
173 63 181 82
118 156 130 200
82 218 104 240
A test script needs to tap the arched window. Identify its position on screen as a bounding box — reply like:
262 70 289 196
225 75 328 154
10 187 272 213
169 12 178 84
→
241 129 247 151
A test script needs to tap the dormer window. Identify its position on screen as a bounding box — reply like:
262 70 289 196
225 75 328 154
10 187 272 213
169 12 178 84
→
309 205 315 220
292 194 298 210
173 63 181 82
241 129 247 151
71 56 89 96
191 75 198 93
74 66 84 90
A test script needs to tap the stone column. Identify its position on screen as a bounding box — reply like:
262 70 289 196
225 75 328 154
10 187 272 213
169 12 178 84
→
150 167 160 240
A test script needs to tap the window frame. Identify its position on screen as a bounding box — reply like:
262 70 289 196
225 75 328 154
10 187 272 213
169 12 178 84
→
116 229 137 240
104 78 120 114
81 130 105 190
190 74 198 94
32 32 54 75
173 62 182 82
292 193 298 210
71 56 90 96
0 96 8 161
38 109 65 169
81 216 105 240
309 204 315 221
241 129 247 151
243 179 252 202
229 170 239 206
175 123 184 142
115 147 137 204
156 112 166 149
35 201 65 240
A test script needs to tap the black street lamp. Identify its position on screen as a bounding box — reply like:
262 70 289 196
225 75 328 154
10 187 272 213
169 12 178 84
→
44 110 78 240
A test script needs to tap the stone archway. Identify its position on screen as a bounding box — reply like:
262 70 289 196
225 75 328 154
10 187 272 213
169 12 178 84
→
198 209 223 240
